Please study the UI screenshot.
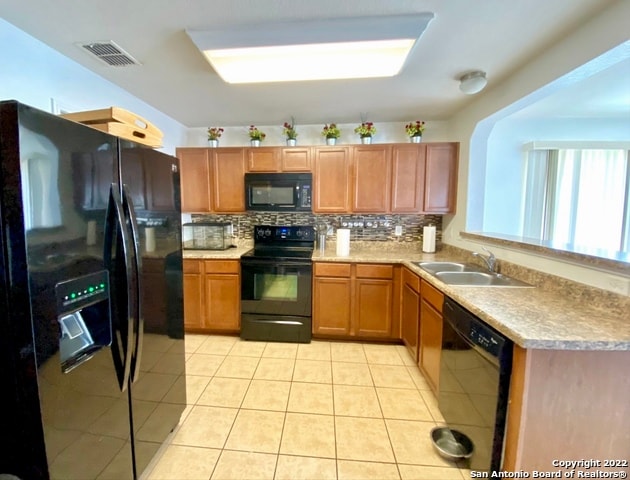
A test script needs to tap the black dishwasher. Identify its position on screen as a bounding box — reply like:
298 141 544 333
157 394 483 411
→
439 297 513 472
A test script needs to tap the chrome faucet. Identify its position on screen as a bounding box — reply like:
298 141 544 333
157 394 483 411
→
473 247 497 273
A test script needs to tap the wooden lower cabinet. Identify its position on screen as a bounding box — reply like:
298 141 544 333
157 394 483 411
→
183 259 204 331
312 262 396 339
418 280 444 394
354 264 394 338
400 267 421 362
312 276 352 336
183 258 240 333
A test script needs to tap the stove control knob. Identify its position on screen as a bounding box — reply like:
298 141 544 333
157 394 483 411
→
265 228 272 237
296 229 303 237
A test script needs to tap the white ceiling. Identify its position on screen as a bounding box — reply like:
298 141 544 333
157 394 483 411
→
0 0 623 128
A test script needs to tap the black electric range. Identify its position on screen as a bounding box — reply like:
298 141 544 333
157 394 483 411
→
240 225 315 343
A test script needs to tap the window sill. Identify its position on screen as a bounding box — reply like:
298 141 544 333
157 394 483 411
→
461 231 629 276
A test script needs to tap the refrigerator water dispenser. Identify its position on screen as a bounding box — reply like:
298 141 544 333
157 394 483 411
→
55 270 112 372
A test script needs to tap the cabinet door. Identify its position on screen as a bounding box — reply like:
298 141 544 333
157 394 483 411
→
183 260 204 330
354 278 393 337
204 274 240 331
281 147 311 172
313 277 352 335
313 147 351 213
177 148 211 212
419 299 443 394
144 150 176 211
391 144 425 213
352 145 391 213
423 143 458 214
401 283 420 362
247 147 281 172
211 148 246 212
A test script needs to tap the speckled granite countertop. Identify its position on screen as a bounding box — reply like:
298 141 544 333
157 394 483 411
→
183 245 252 259
186 242 630 352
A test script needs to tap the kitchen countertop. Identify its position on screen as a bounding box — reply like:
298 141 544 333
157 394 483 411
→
186 242 630 352
183 245 252 259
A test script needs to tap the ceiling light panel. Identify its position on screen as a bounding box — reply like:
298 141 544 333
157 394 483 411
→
205 39 416 83
186 14 434 84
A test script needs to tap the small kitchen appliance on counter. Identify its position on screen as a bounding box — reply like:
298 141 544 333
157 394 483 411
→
240 225 315 343
182 222 233 250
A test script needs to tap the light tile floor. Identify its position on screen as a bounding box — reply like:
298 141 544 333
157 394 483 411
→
144 334 470 480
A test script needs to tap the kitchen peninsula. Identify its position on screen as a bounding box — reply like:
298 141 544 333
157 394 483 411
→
184 241 630 470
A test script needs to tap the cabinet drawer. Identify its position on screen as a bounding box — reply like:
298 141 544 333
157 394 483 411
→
204 260 239 274
355 264 393 279
402 267 420 292
183 259 201 274
421 280 444 312
314 262 352 277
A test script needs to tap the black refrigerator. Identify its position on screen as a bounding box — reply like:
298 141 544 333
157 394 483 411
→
0 101 186 479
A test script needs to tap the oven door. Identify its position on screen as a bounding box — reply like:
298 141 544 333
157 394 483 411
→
241 259 312 317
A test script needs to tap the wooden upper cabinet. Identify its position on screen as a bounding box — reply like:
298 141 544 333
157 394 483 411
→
352 145 392 213
391 144 425 213
144 150 177 212
211 148 246 212
424 143 458 214
247 147 281 172
176 142 456 214
313 147 351 213
281 147 311 171
177 148 211 212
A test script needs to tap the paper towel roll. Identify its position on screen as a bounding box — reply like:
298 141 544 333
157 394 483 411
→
86 220 97 246
336 229 350 257
422 225 436 253
145 227 156 252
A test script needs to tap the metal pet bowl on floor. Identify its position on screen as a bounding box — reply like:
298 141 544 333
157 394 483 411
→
430 427 474 461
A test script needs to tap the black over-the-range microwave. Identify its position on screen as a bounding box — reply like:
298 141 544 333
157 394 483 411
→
244 172 312 212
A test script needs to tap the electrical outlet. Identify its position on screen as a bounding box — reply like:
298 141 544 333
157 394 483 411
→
394 225 403 236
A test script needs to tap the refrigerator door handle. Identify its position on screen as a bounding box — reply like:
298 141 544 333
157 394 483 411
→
122 185 144 384
104 183 135 392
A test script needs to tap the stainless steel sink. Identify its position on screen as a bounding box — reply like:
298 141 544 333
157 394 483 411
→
416 261 484 273
434 271 533 287
416 261 533 287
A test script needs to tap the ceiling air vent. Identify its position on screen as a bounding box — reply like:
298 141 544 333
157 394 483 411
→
78 41 141 67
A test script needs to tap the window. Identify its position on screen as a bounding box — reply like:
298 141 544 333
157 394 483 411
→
523 146 630 257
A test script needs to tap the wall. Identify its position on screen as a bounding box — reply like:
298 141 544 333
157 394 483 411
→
0 18 187 155
444 0 630 294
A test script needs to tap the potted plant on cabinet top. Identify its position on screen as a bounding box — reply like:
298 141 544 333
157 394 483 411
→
248 125 266 147
405 120 426 143
283 119 298 146
321 123 341 145
354 122 376 144
207 127 224 147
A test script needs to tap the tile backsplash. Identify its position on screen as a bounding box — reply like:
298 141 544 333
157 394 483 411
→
190 212 442 244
